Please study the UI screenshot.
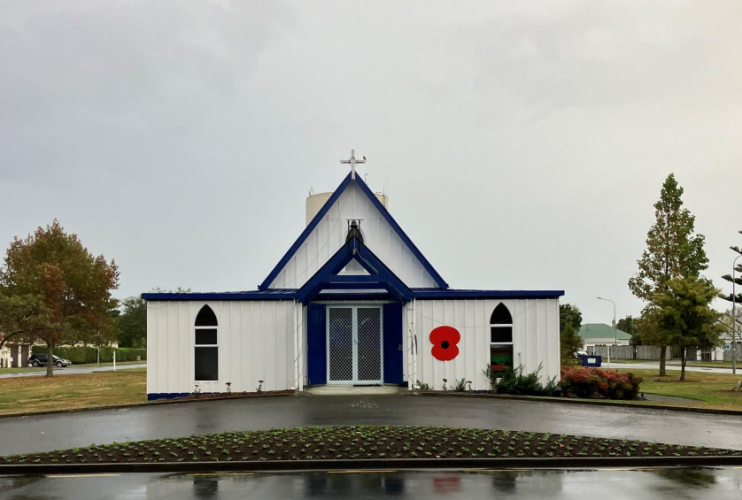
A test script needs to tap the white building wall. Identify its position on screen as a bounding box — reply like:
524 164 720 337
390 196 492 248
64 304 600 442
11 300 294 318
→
414 298 560 391
147 301 296 396
269 183 438 289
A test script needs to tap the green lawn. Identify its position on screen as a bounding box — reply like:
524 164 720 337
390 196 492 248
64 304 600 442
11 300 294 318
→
0 369 147 415
617 369 742 410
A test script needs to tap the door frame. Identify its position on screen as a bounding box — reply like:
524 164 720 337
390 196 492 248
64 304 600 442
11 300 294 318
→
325 304 384 385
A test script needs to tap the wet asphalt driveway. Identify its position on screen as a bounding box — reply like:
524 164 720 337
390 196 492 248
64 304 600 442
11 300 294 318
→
3 468 742 500
2 395 742 456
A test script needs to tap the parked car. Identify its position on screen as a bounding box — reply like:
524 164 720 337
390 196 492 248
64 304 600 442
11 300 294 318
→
28 354 72 368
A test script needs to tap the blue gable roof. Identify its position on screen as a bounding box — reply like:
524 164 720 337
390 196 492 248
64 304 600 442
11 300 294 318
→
296 235 413 304
258 173 448 290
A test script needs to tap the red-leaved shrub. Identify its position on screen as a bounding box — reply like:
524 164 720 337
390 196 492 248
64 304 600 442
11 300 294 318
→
560 367 642 400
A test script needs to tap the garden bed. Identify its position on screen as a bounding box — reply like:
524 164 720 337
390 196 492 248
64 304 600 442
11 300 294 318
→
2 426 738 465
167 390 295 402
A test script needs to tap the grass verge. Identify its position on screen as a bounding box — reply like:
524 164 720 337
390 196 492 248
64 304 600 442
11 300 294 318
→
0 370 146 416
2 426 738 465
616 369 742 410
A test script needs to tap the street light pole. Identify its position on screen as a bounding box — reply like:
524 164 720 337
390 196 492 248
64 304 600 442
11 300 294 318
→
733 254 741 375
597 297 617 368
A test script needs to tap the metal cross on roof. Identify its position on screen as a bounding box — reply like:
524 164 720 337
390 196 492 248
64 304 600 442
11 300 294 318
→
340 149 366 180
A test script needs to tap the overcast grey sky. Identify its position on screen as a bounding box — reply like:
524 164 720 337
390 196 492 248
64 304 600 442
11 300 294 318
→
1 0 740 323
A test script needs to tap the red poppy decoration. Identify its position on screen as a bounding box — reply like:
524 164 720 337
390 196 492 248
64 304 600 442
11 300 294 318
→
430 326 461 361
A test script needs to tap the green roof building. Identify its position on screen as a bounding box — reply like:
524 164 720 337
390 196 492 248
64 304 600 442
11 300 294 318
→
578 324 632 346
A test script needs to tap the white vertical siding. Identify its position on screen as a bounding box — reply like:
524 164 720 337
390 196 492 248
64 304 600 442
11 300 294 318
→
146 301 296 396
268 183 438 289
414 299 560 391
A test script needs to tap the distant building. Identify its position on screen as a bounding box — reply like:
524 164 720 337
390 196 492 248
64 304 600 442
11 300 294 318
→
579 324 631 347
0 341 31 368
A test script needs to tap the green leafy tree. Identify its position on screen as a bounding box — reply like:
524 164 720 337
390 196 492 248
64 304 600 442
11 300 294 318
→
560 323 584 364
720 231 742 305
560 304 582 333
559 304 583 364
644 276 724 381
0 221 119 376
0 294 52 349
117 296 147 348
617 316 641 345
628 174 708 376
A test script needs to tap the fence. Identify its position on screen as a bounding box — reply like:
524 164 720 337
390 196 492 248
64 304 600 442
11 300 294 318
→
586 345 672 360
30 346 146 364
723 344 742 362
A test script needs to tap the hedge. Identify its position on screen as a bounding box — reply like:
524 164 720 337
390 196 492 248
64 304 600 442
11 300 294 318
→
560 366 642 400
31 346 146 364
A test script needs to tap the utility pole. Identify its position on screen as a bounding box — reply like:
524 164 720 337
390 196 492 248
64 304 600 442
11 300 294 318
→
597 297 617 367
733 254 741 375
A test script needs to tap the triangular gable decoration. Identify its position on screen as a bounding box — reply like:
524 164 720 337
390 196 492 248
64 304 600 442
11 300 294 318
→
260 173 447 291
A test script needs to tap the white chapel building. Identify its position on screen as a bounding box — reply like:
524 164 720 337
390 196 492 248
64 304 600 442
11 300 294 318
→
143 158 564 400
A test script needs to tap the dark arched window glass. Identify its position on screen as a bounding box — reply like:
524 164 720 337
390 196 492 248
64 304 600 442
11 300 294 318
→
489 303 513 373
490 303 513 325
195 305 218 327
195 305 218 381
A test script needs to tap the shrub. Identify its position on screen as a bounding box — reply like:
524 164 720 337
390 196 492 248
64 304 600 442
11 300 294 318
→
560 367 642 400
483 363 558 396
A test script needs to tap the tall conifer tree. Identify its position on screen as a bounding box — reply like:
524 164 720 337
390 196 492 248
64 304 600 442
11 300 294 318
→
628 174 708 376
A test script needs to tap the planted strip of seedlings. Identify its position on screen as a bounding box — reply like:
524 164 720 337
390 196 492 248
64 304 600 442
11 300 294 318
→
2 426 738 464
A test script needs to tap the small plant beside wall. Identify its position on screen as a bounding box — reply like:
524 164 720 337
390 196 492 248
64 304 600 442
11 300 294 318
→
256 380 264 393
453 378 467 392
483 362 558 396
442 379 448 392
193 385 201 397
415 380 430 390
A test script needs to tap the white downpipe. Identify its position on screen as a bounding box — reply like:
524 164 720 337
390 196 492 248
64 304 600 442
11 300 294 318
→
293 302 299 391
113 351 116 372
408 299 417 390
298 305 304 392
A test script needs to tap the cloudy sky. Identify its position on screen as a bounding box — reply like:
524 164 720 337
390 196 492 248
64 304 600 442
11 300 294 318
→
1 0 740 323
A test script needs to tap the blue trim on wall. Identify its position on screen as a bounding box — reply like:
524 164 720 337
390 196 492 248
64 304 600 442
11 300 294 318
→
383 302 404 385
258 173 448 291
142 290 297 301
148 393 189 401
410 289 565 300
307 303 327 385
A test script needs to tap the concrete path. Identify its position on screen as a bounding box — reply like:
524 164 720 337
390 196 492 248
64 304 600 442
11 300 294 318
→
608 362 738 374
2 468 742 499
0 363 146 379
2 395 742 456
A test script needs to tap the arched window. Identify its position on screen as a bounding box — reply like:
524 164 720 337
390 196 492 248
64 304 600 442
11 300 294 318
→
489 303 513 373
195 305 218 381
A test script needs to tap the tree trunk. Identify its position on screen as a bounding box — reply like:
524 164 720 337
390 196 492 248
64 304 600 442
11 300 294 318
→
659 346 667 376
680 346 686 382
46 341 54 378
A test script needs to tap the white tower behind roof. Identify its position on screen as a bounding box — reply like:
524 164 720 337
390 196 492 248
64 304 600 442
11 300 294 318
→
305 191 389 227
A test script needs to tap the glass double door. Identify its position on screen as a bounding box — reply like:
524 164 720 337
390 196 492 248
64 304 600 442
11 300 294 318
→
327 306 382 384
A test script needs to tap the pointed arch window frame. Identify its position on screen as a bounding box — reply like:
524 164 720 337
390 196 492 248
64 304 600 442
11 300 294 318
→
489 303 514 373
194 305 219 382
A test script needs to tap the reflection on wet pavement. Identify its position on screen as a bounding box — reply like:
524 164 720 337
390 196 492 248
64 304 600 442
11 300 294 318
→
1 468 742 500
